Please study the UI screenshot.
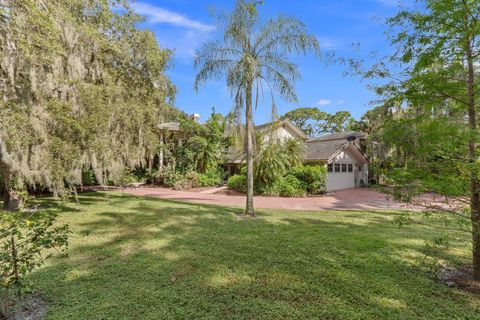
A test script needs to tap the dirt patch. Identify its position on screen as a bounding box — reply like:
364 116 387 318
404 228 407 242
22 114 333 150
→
438 265 480 295
2 294 47 320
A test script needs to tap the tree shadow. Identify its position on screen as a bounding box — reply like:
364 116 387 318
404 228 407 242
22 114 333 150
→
29 192 479 319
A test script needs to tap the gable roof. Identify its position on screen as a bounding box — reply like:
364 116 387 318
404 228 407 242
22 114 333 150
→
304 131 368 162
308 131 367 142
223 119 308 140
304 140 350 161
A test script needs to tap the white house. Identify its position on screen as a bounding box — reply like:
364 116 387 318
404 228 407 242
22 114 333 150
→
224 120 369 192
304 131 369 191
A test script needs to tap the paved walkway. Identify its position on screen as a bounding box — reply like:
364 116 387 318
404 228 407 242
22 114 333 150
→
122 187 411 211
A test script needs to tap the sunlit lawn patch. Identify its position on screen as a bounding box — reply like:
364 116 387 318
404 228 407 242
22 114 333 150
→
26 192 479 319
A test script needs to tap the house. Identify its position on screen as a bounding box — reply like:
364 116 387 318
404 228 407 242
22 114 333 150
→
224 120 368 192
304 131 369 191
155 117 369 192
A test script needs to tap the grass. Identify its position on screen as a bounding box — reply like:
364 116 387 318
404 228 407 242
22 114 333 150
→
21 192 480 319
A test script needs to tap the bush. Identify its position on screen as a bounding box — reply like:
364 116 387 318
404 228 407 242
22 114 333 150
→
81 169 97 186
227 174 247 193
290 165 327 194
173 171 200 190
0 211 69 297
278 175 307 197
118 171 139 187
149 166 178 187
198 170 222 187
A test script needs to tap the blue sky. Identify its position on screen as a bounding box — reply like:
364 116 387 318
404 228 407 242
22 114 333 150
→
132 0 405 123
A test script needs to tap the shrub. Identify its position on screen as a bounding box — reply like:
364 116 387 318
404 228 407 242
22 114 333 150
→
227 174 247 193
278 175 307 197
173 171 200 190
81 169 97 186
152 165 178 187
118 171 139 187
0 211 69 297
290 165 327 194
255 143 287 188
198 170 222 187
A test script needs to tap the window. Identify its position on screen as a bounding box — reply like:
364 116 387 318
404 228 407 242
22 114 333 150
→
334 164 340 172
348 164 353 172
358 165 362 171
341 164 347 172
327 164 333 172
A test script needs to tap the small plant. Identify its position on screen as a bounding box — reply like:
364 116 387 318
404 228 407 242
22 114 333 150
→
0 210 69 301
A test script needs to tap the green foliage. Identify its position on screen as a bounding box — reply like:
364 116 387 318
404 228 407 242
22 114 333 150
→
173 172 200 191
255 143 288 189
254 138 305 190
194 0 319 213
227 174 247 193
277 174 307 197
82 169 97 186
290 165 327 194
228 163 326 198
0 210 69 295
198 170 223 187
282 107 355 138
0 0 176 207
361 0 480 278
117 171 141 188
176 111 230 174
158 166 178 187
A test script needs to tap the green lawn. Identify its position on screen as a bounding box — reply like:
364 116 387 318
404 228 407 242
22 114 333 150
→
25 192 479 319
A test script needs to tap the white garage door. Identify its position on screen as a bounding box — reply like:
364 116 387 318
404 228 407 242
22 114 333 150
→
327 172 355 191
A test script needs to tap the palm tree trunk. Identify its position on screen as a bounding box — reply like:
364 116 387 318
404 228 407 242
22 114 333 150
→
466 39 480 281
245 85 255 216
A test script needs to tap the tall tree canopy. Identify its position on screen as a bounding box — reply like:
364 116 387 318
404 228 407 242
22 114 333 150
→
281 107 354 138
365 0 480 280
0 0 176 209
194 0 319 215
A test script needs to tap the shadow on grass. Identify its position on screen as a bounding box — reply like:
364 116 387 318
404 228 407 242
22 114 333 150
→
29 192 479 320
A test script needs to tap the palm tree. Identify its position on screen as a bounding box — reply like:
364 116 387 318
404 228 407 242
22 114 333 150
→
194 0 319 216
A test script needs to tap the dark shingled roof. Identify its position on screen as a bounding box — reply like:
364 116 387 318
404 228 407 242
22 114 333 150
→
308 131 367 142
304 131 367 161
304 140 349 161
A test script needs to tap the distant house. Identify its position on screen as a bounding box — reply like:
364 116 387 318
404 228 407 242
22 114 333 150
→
223 120 368 192
156 117 368 192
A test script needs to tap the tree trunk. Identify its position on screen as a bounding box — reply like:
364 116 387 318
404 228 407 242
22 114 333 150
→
466 39 480 281
245 84 255 216
2 169 22 211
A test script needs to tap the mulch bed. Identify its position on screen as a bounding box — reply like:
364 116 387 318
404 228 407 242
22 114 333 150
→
438 265 480 295
1 294 47 320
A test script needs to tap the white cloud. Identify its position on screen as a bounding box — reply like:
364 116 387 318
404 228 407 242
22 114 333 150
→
318 99 331 106
133 2 215 32
337 100 345 105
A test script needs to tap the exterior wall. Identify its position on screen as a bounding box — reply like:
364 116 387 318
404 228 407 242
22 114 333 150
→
226 125 297 163
262 125 296 143
327 172 354 191
326 150 356 191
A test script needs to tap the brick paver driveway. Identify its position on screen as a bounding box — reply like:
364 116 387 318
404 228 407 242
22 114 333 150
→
123 187 409 211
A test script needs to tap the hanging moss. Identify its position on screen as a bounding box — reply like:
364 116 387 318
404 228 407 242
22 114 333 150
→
0 0 177 206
